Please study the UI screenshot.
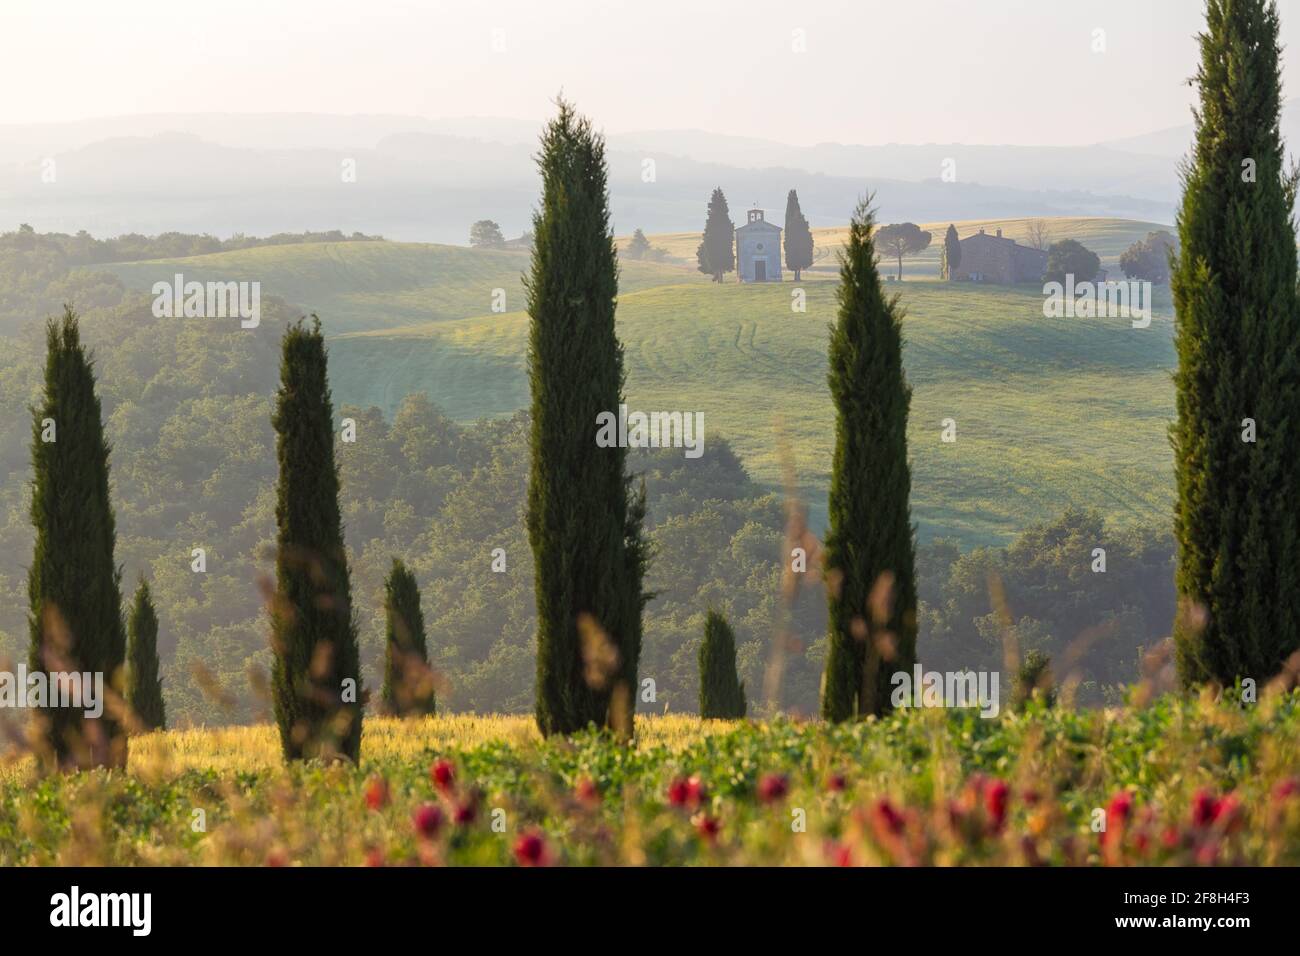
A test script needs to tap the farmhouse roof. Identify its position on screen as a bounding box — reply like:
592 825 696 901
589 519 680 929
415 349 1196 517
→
960 227 1036 250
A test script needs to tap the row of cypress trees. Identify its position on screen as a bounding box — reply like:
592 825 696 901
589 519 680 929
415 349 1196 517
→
519 97 915 731
269 321 447 755
27 308 434 768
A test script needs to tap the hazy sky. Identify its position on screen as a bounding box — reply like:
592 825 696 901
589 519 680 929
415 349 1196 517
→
5 0 1300 145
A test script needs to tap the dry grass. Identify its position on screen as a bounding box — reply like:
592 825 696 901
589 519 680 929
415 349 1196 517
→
0 713 733 784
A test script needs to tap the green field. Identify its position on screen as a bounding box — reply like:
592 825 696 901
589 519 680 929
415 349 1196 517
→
106 218 1177 543
104 240 708 333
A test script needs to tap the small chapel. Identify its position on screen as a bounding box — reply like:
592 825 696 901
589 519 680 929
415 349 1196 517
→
735 208 782 282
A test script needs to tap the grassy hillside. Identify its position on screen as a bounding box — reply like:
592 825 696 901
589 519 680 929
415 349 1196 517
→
104 240 706 333
332 276 1176 542
103 219 1178 542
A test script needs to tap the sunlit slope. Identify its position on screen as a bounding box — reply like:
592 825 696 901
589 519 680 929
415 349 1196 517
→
331 278 1177 544
104 240 706 333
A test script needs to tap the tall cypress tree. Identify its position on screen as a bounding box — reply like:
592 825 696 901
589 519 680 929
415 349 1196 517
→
1171 0 1300 686
699 609 746 718
943 224 961 280
380 558 435 716
126 578 165 732
27 307 129 769
696 187 735 283
784 190 814 281
270 316 362 760
821 200 918 721
527 98 648 737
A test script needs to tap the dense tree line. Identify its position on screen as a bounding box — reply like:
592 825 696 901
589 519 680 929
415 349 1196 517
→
0 224 383 267
0 226 383 336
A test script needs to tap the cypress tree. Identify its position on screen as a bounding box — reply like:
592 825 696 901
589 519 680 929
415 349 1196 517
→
699 609 746 718
695 187 735 282
783 189 814 281
943 224 961 279
821 199 918 721
126 578 165 731
27 306 129 769
1171 0 1300 686
269 316 362 761
527 98 648 738
380 557 435 717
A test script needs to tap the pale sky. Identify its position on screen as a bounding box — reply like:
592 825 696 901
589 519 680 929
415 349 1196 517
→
4 0 1300 145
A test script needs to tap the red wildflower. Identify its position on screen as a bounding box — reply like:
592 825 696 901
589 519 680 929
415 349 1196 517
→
984 778 1010 832
1161 825 1181 850
430 758 456 794
825 841 853 867
1191 788 1218 828
575 776 601 806
1212 792 1244 833
412 802 444 838
873 797 906 836
453 800 477 826
1101 790 1135 848
514 830 549 867
695 814 721 843
364 775 390 811
758 773 790 803
265 848 289 867
826 772 848 793
667 775 706 808
364 847 386 867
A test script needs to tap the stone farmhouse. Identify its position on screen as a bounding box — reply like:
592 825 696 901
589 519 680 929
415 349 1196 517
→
951 227 1047 284
735 208 782 282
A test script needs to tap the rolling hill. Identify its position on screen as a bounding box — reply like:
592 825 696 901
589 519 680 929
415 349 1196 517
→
103 240 707 333
105 218 1177 543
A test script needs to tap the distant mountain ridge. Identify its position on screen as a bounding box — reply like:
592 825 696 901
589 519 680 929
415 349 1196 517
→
0 112 1195 243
